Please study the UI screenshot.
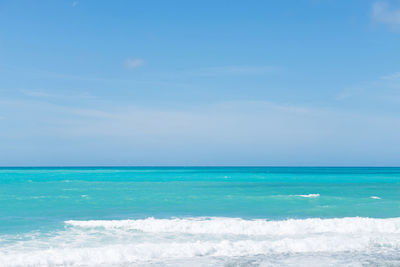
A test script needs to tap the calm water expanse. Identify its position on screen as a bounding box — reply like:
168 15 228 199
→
1 167 400 266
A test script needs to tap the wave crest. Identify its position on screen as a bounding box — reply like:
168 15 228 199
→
294 193 320 198
2 217 400 266
66 216 400 235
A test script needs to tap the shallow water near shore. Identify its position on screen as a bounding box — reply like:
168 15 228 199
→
1 167 400 266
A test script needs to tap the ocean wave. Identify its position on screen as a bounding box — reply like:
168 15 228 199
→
2 217 400 266
294 193 320 198
66 216 400 235
2 238 399 266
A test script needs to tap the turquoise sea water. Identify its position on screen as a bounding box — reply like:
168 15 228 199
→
1 167 400 266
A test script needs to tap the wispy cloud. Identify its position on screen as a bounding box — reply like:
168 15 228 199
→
21 90 54 98
335 87 365 100
336 70 400 102
381 71 400 80
372 1 400 27
72 1 79 7
2 97 400 165
20 89 96 99
0 99 318 143
124 58 144 69
192 65 279 76
146 65 280 80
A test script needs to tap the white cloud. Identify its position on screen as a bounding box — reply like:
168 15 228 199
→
72 1 78 7
124 58 144 69
372 1 400 27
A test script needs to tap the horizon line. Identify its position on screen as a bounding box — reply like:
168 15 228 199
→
1 165 400 168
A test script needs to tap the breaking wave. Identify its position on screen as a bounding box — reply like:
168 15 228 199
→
66 216 400 235
294 193 320 198
2 217 400 266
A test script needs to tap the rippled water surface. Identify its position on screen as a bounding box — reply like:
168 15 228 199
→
1 167 400 266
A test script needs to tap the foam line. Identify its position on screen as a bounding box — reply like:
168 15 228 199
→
65 216 400 235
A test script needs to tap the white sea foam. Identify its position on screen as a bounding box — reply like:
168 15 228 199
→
2 217 400 266
65 216 400 235
294 193 320 198
370 196 381 199
2 238 397 266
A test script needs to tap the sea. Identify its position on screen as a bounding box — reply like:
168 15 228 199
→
1 167 400 266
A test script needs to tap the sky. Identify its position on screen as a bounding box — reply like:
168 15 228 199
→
1 0 400 166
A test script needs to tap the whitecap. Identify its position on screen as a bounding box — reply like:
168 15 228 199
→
294 194 320 198
3 217 400 267
65 216 400 235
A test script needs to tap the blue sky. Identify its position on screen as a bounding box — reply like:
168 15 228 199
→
1 0 400 166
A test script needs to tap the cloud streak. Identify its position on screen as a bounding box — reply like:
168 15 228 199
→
190 65 279 76
381 71 400 80
20 89 96 99
124 58 144 69
372 1 400 27
2 98 400 166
